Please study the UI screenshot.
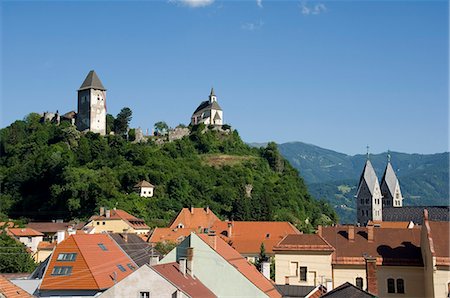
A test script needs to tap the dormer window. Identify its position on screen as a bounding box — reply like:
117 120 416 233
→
98 243 108 251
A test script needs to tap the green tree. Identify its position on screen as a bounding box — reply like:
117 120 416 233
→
154 121 169 136
0 233 36 273
106 114 115 134
114 107 133 135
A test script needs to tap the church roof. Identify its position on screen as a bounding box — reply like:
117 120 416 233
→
213 112 222 120
210 87 215 96
380 162 399 197
79 70 106 91
357 160 378 195
192 100 222 116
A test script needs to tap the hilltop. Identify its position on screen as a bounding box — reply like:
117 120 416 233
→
0 115 337 231
276 141 449 223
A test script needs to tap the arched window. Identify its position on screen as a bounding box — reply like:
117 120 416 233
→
397 279 405 294
387 278 395 293
356 277 363 289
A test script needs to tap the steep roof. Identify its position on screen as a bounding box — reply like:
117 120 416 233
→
274 234 334 252
40 234 136 291
169 207 220 230
383 206 450 223
7 228 44 237
109 233 162 267
0 275 33 298
78 70 106 91
192 100 223 116
198 234 282 298
211 221 301 254
152 262 217 298
380 161 399 198
149 227 192 243
321 282 376 298
37 241 56 251
356 160 379 196
425 220 450 266
134 180 154 188
89 209 150 230
27 222 71 233
321 226 423 266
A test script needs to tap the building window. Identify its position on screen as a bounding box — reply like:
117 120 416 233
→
127 263 136 271
387 278 395 293
356 277 363 289
51 266 72 276
299 266 307 281
397 279 405 294
28 237 32 242
103 221 106 225
97 222 100 225
57 253 77 261
98 243 108 251
360 199 364 204
140 292 150 298
289 262 298 276
117 264 126 272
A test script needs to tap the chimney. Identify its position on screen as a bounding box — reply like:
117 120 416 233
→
364 256 378 296
100 207 105 216
261 261 271 280
285 276 290 285
149 256 159 266
57 230 65 244
123 233 128 243
105 209 111 219
367 225 374 242
227 222 233 238
179 258 187 276
186 247 194 277
348 225 355 242
190 206 194 214
206 206 210 214
317 225 322 237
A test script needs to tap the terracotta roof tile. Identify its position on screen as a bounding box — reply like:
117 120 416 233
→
152 262 216 298
89 209 149 230
321 226 422 266
7 228 44 237
40 234 136 291
149 227 192 243
212 221 300 254
27 222 71 233
274 234 334 252
0 275 33 298
427 221 450 265
134 180 154 188
198 234 282 298
37 241 56 250
169 207 220 230
367 221 416 229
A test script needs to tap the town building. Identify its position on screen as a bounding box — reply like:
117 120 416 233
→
0 275 33 298
76 70 107 135
108 233 162 267
169 207 220 230
191 88 223 126
356 159 383 225
86 208 150 235
134 180 155 198
6 228 44 254
380 156 403 207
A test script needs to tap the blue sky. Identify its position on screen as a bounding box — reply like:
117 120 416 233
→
1 0 448 155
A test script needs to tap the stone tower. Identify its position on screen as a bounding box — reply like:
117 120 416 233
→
356 157 383 225
76 70 107 135
380 154 403 208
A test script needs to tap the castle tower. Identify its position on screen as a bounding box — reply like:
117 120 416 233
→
380 153 403 208
356 152 383 225
76 70 107 135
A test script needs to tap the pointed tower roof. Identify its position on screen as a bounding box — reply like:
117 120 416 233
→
357 159 379 195
79 70 106 91
210 87 215 97
381 161 399 197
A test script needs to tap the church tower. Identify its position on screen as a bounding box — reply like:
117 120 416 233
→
356 152 383 225
76 70 107 135
380 153 403 208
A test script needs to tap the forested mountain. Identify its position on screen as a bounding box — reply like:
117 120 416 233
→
277 142 449 223
0 114 337 231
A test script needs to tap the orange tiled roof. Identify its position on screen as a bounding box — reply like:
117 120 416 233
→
169 207 220 230
149 227 191 243
367 220 416 229
152 262 217 298
198 234 281 298
7 228 44 237
427 221 450 265
40 234 136 291
89 209 149 230
321 226 423 266
274 234 335 252
37 241 56 250
134 180 154 188
0 275 33 298
212 221 301 254
0 222 15 229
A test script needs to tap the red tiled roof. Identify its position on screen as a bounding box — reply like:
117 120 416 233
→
274 234 335 252
0 222 15 228
321 226 423 266
212 221 300 254
7 228 44 237
152 262 216 298
367 221 416 229
40 234 136 291
89 209 149 230
198 234 282 298
38 241 56 250
169 207 220 230
427 221 450 265
134 180 154 188
0 275 33 298
27 222 71 233
149 227 191 243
